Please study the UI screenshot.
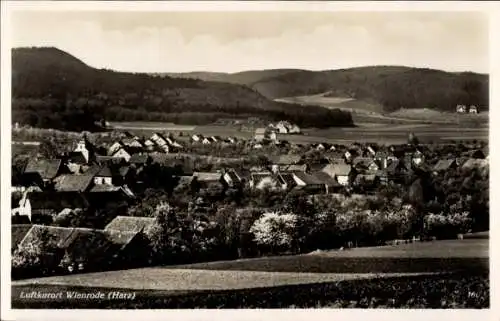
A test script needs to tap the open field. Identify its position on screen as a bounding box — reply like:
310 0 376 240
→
11 239 488 308
11 272 488 309
107 121 488 145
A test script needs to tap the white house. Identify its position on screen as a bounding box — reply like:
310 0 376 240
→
456 105 467 113
151 133 168 146
112 148 132 162
94 166 114 185
108 141 124 156
469 105 478 114
191 134 203 142
276 122 289 134
289 124 301 134
202 137 212 145
74 138 93 163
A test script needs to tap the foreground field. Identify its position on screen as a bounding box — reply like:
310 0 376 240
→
12 272 488 309
11 239 488 308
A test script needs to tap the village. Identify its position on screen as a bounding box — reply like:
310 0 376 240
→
10 118 489 278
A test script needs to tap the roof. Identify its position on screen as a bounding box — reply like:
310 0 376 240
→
129 154 149 164
433 159 456 171
278 173 297 187
24 159 62 180
224 170 241 183
271 154 302 165
386 159 401 172
193 172 222 182
282 164 308 172
68 151 87 164
255 128 266 134
11 224 33 251
90 185 121 193
54 175 94 192
322 164 352 177
293 171 325 185
352 157 375 168
105 230 139 246
96 166 113 177
27 191 90 211
105 216 156 233
462 159 488 169
312 171 339 187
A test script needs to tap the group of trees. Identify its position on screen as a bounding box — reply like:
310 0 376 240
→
12 47 353 132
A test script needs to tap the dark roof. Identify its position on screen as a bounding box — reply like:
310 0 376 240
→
105 230 139 247
352 157 375 168
54 175 94 192
11 224 33 251
312 171 339 187
278 173 297 187
27 192 90 211
293 172 324 185
104 216 156 233
24 158 62 180
68 151 87 164
19 172 45 188
129 154 150 164
433 159 456 171
96 166 113 177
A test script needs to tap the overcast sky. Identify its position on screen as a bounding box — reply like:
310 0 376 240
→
10 11 489 73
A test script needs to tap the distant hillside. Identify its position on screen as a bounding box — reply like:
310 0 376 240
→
11 48 353 131
249 66 489 113
157 69 306 85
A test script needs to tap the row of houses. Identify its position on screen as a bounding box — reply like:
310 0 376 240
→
456 105 479 114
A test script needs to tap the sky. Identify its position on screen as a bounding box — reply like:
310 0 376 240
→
10 11 489 73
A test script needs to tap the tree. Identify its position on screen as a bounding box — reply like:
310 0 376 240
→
12 228 60 275
38 138 59 159
250 212 298 254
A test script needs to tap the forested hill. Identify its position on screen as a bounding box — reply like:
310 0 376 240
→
11 47 353 131
159 69 306 85
248 66 489 113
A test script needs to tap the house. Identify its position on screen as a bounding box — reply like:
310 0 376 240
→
209 136 220 143
462 158 488 170
14 191 90 222
192 172 225 189
291 172 325 193
93 166 114 185
276 122 290 134
53 174 94 192
289 124 301 134
366 145 377 157
23 158 63 185
122 138 144 149
202 137 212 145
73 137 96 164
433 159 458 173
270 154 302 173
165 137 183 149
456 105 467 113
112 148 133 162
277 173 297 190
225 137 237 144
321 164 354 186
354 174 379 191
255 128 266 142
282 164 308 173
150 133 168 147
312 171 342 194
249 172 280 190
129 154 151 167
468 149 486 159
105 216 156 233
386 159 411 180
469 105 478 114
223 170 243 188
143 139 156 151
11 224 33 252
191 134 204 143
352 157 379 173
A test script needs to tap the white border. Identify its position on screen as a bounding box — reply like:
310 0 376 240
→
1 2 498 321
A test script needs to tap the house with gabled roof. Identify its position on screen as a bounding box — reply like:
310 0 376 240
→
223 169 243 188
11 224 33 252
191 134 204 143
270 154 302 173
312 171 342 194
112 147 133 162
24 158 63 183
352 157 380 173
292 172 325 193
93 166 114 185
277 173 297 190
249 172 280 190
321 163 355 186
433 159 458 173
52 174 93 194
150 132 168 147
72 137 96 164
105 216 156 233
